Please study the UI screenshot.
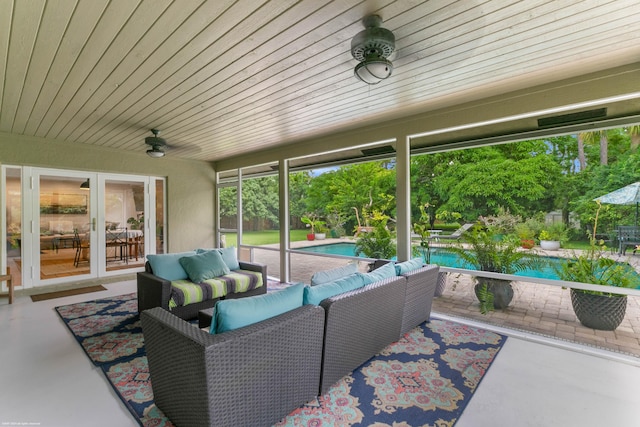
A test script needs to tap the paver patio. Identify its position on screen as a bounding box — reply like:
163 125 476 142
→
432 273 640 357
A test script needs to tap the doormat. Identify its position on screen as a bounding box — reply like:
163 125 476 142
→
31 285 107 302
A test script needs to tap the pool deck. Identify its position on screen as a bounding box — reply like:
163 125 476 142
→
251 238 640 358
432 274 640 358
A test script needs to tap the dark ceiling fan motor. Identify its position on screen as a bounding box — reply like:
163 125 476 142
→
145 129 166 158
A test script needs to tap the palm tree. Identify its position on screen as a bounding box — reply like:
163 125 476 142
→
579 130 609 166
628 125 640 153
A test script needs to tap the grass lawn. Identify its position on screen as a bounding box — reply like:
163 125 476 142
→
222 229 310 246
562 240 599 250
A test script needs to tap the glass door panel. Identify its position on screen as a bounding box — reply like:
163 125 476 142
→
38 174 93 282
3 167 22 288
155 178 165 254
104 178 146 272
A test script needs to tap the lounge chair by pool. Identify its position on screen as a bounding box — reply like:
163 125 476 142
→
435 223 475 240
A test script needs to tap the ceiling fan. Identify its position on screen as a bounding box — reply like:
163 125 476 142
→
144 129 167 158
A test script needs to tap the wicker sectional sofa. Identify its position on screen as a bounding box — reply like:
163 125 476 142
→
140 259 439 426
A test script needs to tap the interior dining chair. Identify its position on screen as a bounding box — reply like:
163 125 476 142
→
73 229 91 267
0 267 13 304
106 227 128 264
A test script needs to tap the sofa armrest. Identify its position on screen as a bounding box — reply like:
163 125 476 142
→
141 305 325 427
136 271 172 314
319 275 406 394
400 264 440 335
238 261 267 286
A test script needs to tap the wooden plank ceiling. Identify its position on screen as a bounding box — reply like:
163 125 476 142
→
1 0 639 162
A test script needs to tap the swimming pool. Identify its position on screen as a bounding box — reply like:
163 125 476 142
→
296 242 640 284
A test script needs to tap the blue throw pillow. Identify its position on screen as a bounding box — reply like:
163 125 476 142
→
196 247 241 270
218 247 240 270
361 261 398 285
179 250 230 283
310 263 358 286
303 273 366 306
147 251 196 281
395 257 425 275
211 283 305 334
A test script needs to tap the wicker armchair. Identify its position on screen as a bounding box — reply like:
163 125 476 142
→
141 305 325 427
137 260 267 320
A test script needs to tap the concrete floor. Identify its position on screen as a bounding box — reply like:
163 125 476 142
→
2 279 640 426
3 241 640 426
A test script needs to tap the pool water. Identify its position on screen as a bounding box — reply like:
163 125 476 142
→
297 242 640 284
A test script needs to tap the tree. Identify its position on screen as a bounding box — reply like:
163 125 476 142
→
545 135 582 225
627 125 640 153
218 186 237 229
241 176 279 230
577 133 586 171
570 153 640 233
430 142 562 221
411 153 451 228
289 171 313 222
580 130 609 165
305 161 396 233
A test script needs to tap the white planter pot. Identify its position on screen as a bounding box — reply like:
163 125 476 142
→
540 240 560 251
315 233 326 240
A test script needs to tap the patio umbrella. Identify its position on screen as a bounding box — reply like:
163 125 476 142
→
594 182 640 226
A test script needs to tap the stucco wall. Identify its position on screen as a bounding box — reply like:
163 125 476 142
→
0 132 216 252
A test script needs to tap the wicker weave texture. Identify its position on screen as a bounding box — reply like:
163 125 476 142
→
142 305 325 427
319 276 406 394
400 265 440 335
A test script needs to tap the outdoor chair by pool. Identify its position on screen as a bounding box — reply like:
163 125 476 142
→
616 225 640 254
435 223 475 240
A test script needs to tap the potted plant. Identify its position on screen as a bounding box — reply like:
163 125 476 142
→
301 215 325 241
354 212 396 265
444 223 540 313
315 223 328 240
553 202 639 330
539 223 567 251
515 222 535 249
127 215 144 230
326 211 345 238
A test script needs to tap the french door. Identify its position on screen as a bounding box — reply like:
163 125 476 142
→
3 167 163 289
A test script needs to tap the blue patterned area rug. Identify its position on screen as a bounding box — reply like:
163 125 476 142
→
56 292 506 427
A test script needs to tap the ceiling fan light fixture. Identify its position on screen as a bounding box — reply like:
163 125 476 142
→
146 146 165 158
351 15 395 85
354 55 393 84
